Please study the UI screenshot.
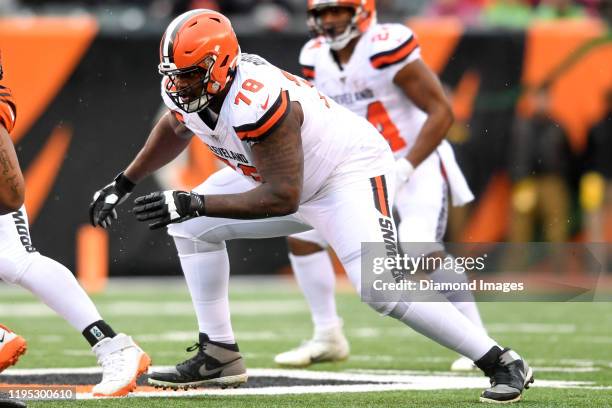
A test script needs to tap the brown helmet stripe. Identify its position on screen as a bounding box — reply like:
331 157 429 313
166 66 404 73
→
162 9 203 64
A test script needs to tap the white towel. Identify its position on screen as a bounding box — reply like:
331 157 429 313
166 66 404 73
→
437 140 474 207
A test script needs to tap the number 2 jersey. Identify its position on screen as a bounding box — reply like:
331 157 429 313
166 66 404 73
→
299 23 475 206
161 53 394 204
299 23 424 160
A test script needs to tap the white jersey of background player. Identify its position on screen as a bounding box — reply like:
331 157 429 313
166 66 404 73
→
89 10 532 403
0 54 149 397
275 0 485 372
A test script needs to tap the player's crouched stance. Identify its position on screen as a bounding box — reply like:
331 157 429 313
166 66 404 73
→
89 9 532 403
0 56 150 397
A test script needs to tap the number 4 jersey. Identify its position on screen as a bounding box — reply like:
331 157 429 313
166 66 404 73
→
300 23 423 160
161 53 394 204
300 23 474 206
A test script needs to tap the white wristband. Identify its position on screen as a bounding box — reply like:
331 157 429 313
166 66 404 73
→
395 158 415 183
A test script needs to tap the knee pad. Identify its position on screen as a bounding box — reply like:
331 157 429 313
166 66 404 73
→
174 236 226 256
0 256 20 284
0 252 40 284
288 229 327 249
365 300 408 317
386 301 412 320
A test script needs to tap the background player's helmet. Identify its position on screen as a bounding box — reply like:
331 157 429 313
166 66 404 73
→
307 0 376 50
159 9 241 113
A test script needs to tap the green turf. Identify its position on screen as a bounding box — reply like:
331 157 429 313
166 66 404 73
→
2 278 611 407
26 388 612 408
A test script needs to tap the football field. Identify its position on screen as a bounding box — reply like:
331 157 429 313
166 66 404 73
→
1 277 611 407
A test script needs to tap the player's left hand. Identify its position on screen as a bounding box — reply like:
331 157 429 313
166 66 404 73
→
394 157 415 196
133 190 205 230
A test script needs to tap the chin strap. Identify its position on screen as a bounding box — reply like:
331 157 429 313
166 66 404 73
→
327 23 361 51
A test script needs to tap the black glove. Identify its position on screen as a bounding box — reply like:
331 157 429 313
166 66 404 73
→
133 190 205 230
89 172 135 228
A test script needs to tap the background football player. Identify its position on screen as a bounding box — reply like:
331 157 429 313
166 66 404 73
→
90 9 532 403
0 53 150 397
274 0 487 372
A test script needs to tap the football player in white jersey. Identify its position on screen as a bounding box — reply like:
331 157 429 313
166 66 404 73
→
0 55 150 397
274 0 487 373
89 9 533 403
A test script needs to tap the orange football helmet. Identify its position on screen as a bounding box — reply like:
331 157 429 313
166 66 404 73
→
159 9 241 113
307 0 376 50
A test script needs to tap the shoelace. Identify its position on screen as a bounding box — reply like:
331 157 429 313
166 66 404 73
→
99 350 127 381
186 342 205 353
490 363 514 386
176 342 207 370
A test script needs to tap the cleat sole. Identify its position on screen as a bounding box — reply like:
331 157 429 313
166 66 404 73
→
0 336 27 373
148 373 248 389
479 395 521 404
276 353 349 368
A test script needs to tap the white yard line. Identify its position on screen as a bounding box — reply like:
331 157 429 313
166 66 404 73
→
350 324 579 338
0 300 308 317
485 323 576 334
136 331 280 342
5 365 610 400
3 366 605 392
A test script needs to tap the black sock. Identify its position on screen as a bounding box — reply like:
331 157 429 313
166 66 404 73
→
82 320 116 347
199 332 239 352
475 345 504 375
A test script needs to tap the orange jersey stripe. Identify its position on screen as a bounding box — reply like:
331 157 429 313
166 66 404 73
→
370 36 419 70
370 175 390 217
172 110 185 124
235 90 290 142
301 66 315 80
374 176 390 217
0 84 16 132
0 100 16 133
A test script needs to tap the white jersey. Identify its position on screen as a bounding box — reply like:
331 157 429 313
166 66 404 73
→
300 23 425 160
161 53 392 204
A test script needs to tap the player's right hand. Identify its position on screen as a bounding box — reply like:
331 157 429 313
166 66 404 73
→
89 172 135 228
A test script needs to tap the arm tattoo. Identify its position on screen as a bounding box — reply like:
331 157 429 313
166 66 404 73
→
0 128 24 207
0 148 15 175
5 174 20 200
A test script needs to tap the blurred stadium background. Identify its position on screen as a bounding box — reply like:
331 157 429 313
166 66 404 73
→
0 0 611 406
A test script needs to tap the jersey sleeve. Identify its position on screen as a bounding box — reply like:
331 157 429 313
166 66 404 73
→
369 24 421 79
299 38 323 81
0 84 16 133
231 71 291 143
